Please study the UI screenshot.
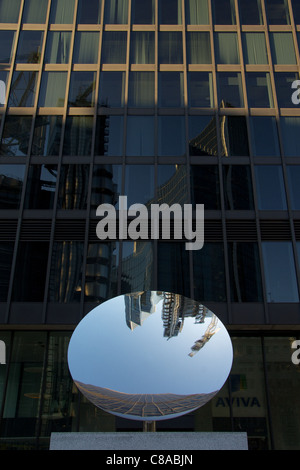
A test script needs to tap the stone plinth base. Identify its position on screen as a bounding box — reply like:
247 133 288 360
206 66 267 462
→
50 432 248 450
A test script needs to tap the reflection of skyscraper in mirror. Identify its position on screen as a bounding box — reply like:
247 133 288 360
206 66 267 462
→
125 291 163 330
162 292 207 339
189 314 221 357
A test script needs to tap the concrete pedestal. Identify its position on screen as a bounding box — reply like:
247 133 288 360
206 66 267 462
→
50 432 248 450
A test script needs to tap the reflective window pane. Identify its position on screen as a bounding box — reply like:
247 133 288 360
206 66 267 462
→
280 117 300 157
85 243 118 302
8 71 38 107
91 164 122 210
242 33 268 64
292 1 300 23
255 165 287 210
249 116 280 157
262 242 298 302
159 0 182 24
63 116 93 156
157 164 189 205
187 32 211 63
22 0 48 23
50 0 75 24
286 166 300 210
44 31 72 64
77 0 102 24
130 31 155 64
73 32 99 64
98 72 125 108
121 242 154 293
0 164 25 209
238 0 263 24
126 116 155 156
158 242 190 297
128 72 155 107
246 73 274 108
99 72 125 108
124 165 154 206
217 73 244 108
215 32 239 64
39 72 67 107
0 0 21 22
0 31 16 63
0 116 32 156
158 116 186 156
159 32 183 64
2 333 47 436
131 0 154 23
101 31 127 64
24 164 57 210
223 165 254 210
104 0 128 24
68 71 96 107
48 242 83 303
220 116 249 157
12 242 49 301
95 115 124 156
158 72 184 107
16 30 43 64
31 115 62 156
58 164 89 210
270 33 296 64
212 0 236 24
190 165 221 210
265 0 290 25
189 115 218 156
275 72 299 108
0 245 14 301
193 243 226 302
188 72 214 108
185 0 209 24
228 243 263 302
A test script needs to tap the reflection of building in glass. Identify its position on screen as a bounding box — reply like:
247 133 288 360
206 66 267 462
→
0 173 23 208
125 291 162 330
189 314 220 357
74 380 218 420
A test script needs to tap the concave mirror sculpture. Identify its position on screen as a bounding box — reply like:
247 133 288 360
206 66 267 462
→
68 291 233 421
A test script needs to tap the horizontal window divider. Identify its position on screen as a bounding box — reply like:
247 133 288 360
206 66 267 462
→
159 25 183 31
249 108 277 116
131 25 155 31
157 108 185 115
279 109 300 116
127 108 155 115
273 65 298 72
14 64 41 71
186 25 211 31
44 64 69 71
76 25 102 31
6 108 35 115
101 64 127 71
104 25 129 31
245 65 271 72
241 25 266 32
213 25 238 32
0 24 18 30
218 108 247 115
159 64 184 71
37 108 65 115
216 64 242 72
188 64 213 71
48 24 74 31
72 64 98 71
68 107 96 115
268 25 293 32
97 107 125 115
130 64 156 71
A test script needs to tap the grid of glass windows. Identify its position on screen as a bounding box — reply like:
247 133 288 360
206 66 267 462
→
0 0 299 311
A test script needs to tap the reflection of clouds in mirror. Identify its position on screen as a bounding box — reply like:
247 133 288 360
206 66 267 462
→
68 291 233 421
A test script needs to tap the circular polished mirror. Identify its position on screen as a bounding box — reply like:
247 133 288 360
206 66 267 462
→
68 291 233 421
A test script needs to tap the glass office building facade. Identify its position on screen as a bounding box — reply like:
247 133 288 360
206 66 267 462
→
0 0 300 450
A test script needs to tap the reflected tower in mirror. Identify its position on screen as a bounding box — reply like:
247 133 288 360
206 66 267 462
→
68 291 233 422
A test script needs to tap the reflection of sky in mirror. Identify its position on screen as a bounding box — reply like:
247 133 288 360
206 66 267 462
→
68 293 233 396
